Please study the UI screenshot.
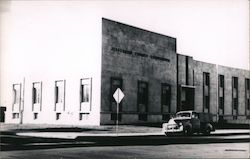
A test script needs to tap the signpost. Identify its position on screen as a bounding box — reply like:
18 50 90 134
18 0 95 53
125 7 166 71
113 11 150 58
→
113 88 124 136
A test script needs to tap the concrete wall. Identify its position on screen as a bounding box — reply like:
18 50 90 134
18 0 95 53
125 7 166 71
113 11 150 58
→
218 65 250 123
193 60 217 115
101 18 177 124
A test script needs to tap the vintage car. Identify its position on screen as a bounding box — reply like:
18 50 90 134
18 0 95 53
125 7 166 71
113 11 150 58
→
162 111 215 136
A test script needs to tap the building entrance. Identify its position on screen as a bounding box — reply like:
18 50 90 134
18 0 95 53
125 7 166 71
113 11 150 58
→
178 85 195 111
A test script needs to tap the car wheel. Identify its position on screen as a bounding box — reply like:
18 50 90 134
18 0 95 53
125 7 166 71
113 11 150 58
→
183 127 192 136
165 132 173 137
204 127 211 135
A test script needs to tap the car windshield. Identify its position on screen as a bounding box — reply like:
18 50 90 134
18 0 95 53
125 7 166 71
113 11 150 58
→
176 112 191 118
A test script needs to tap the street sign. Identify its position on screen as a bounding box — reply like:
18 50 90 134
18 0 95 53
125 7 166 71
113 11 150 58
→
113 88 124 136
113 88 124 104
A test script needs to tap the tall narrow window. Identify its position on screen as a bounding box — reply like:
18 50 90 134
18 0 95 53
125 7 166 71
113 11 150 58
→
218 75 224 114
245 78 250 115
32 82 42 112
138 81 148 113
232 77 238 115
81 84 89 102
32 82 41 104
55 80 65 111
110 77 123 112
13 84 21 105
12 84 21 114
161 83 171 113
80 78 92 112
203 72 210 112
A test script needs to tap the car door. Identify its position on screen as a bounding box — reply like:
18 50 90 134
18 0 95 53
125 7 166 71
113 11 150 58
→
191 112 200 131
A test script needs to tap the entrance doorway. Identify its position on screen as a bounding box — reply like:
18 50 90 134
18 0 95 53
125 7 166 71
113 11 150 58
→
178 85 195 111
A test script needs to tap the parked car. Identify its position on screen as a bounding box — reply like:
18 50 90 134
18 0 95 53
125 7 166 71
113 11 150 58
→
162 110 215 136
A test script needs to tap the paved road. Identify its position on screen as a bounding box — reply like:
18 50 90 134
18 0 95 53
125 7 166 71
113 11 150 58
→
1 131 249 158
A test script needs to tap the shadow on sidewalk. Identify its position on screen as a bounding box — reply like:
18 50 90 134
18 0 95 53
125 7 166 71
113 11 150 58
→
1 132 249 151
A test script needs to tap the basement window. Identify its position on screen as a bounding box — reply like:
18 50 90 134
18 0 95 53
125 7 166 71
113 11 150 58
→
79 113 89 120
12 113 19 119
56 113 61 120
138 113 147 121
34 113 38 120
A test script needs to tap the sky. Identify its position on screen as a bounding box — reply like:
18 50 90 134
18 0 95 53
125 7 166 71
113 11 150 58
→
0 0 249 71
101 0 250 70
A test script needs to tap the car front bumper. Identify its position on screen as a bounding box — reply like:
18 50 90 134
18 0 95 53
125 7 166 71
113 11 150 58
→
162 124 183 134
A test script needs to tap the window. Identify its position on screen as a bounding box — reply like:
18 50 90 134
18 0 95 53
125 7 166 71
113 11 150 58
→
162 114 170 121
56 113 61 120
246 79 250 112
55 80 65 111
219 97 224 110
80 79 91 103
32 82 41 104
233 116 237 120
232 77 238 113
34 113 38 120
80 78 92 111
161 84 171 113
110 77 123 111
218 75 225 112
219 75 224 88
55 81 64 104
13 84 21 105
138 81 148 113
203 72 210 112
192 112 199 119
111 113 122 121
79 113 89 120
138 113 147 121
12 113 19 119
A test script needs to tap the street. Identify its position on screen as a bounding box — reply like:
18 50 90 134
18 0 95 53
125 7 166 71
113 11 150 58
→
1 131 249 159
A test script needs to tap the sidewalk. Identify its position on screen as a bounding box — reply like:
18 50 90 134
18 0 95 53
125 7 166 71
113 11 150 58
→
1 123 249 139
1 123 162 139
14 129 250 139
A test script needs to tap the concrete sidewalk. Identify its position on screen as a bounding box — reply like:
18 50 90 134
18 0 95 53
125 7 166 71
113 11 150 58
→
15 129 250 139
1 123 249 139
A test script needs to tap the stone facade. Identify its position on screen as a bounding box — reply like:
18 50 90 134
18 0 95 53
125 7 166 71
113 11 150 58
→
101 18 250 124
218 66 250 124
101 18 177 124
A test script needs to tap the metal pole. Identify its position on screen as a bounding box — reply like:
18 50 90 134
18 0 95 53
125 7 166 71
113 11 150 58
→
216 65 219 122
116 90 119 136
20 77 25 124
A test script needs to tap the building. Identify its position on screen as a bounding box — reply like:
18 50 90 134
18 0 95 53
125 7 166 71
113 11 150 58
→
3 18 250 125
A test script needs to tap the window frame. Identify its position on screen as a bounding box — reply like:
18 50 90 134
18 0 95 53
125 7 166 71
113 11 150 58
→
80 78 92 112
245 78 250 114
218 75 225 113
203 72 210 112
32 82 42 111
232 77 238 114
161 83 171 113
54 80 66 111
137 81 148 113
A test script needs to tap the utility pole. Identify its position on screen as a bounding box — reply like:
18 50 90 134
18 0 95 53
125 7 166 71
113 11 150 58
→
20 77 25 124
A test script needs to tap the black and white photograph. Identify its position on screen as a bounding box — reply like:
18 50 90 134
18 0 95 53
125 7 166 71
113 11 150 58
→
0 0 249 158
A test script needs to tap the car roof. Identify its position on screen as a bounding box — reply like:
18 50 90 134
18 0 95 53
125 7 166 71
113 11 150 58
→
176 110 197 114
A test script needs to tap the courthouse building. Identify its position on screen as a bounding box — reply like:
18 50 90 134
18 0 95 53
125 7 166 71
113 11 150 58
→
4 18 250 125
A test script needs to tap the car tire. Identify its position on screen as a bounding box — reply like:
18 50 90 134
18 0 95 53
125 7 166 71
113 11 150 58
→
204 127 211 135
183 127 192 136
165 132 173 137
